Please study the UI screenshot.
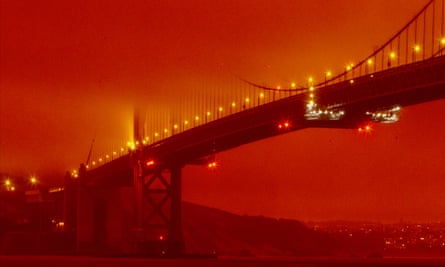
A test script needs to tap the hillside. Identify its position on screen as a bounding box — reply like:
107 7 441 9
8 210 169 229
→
182 202 336 257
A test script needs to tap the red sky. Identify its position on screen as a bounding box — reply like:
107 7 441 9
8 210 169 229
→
1 0 444 222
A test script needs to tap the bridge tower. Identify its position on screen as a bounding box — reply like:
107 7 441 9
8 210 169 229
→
132 109 184 256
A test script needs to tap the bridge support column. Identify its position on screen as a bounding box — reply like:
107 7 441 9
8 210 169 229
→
169 165 183 256
136 164 184 256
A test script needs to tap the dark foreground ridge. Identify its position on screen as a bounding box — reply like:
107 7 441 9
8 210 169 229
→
1 196 445 258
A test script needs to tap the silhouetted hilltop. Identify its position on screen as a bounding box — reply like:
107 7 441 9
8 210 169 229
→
182 201 336 257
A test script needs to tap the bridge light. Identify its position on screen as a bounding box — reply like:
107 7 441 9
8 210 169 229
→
326 71 332 77
278 121 290 130
10 186 15 191
441 38 445 45
231 102 236 108
159 235 164 241
207 111 212 116
358 123 373 134
367 59 373 65
276 85 281 90
92 161 96 166
309 86 315 92
218 107 223 112
389 51 396 59
120 147 125 152
145 159 155 167
195 116 199 121
309 93 314 98
308 77 313 83
349 79 354 84
290 82 296 88
154 132 159 137
184 120 189 125
245 98 250 103
5 179 11 186
207 161 217 169
259 92 264 98
173 124 178 129
414 44 421 52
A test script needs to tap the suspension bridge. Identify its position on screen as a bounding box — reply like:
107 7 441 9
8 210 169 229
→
66 0 445 256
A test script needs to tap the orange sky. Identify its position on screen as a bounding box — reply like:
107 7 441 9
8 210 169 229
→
1 0 444 222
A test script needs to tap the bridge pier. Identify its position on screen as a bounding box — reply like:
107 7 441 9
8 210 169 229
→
169 165 183 256
134 160 184 256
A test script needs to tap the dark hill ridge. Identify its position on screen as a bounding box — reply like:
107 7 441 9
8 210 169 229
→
182 201 336 256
